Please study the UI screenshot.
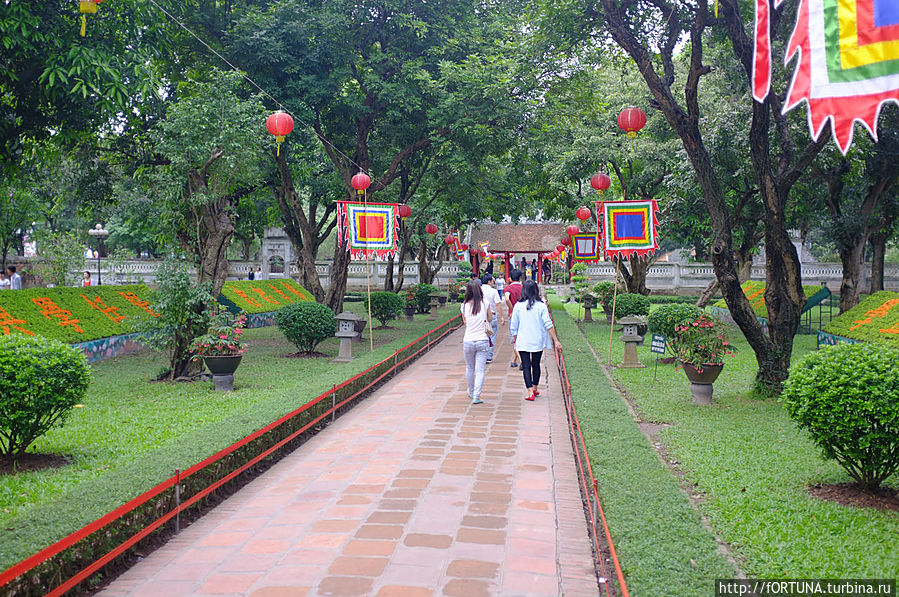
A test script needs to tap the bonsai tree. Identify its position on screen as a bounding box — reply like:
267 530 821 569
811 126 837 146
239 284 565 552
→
614 293 651 318
276 301 337 354
782 344 899 490
410 283 439 314
364 291 403 327
570 262 590 302
593 281 617 312
0 335 90 456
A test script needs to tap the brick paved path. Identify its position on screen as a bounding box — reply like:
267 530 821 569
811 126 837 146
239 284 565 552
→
99 322 599 597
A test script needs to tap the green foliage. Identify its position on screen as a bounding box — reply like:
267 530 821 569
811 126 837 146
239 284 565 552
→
823 291 899 348
32 231 85 288
455 261 473 285
188 309 247 358
782 344 899 490
668 313 735 368
0 334 89 456
570 262 590 300
714 280 828 317
614 293 651 317
593 281 616 309
647 294 700 305
364 292 403 327
409 283 439 314
136 261 213 377
275 302 337 354
218 279 313 314
648 303 705 338
0 284 157 343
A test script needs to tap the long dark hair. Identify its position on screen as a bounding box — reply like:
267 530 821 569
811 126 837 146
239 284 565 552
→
521 279 542 310
464 280 483 316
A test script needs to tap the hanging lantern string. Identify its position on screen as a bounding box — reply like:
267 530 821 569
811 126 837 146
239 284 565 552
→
145 0 375 184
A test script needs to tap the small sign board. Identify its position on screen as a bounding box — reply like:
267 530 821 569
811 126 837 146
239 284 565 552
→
650 334 667 354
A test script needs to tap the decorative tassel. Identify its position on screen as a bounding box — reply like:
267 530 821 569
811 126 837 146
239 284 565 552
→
81 14 86 36
715 0 719 17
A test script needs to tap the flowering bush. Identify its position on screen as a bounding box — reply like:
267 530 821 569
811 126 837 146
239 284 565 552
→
403 288 418 309
188 308 248 358
669 314 735 371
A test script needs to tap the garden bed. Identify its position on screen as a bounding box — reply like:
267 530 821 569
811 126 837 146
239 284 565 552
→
564 299 899 586
822 291 899 348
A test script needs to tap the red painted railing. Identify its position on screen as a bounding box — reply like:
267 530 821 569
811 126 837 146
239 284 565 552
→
552 321 630 597
0 315 462 596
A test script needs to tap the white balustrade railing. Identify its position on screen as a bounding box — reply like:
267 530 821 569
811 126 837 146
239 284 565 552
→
50 258 899 293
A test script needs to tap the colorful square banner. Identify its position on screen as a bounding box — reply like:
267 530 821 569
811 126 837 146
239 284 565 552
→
337 201 399 259
599 199 659 259
571 233 600 261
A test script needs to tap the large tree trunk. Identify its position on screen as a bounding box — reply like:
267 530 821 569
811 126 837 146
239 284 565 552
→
618 256 653 294
869 230 887 293
384 255 395 291
838 242 866 313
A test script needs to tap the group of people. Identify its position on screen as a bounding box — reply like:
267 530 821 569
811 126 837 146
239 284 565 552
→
247 267 264 280
460 268 561 405
0 266 23 290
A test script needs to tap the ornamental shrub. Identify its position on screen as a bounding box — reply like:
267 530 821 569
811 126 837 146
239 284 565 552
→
593 282 617 309
648 303 705 339
364 291 403 327
409 283 439 314
276 301 337 353
0 334 90 456
614 293 651 318
781 343 899 490
570 262 590 301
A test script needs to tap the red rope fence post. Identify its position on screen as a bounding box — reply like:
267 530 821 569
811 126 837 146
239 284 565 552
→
175 469 181 534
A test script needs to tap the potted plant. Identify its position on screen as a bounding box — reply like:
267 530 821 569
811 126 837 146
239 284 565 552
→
647 303 704 364
669 314 735 404
593 282 616 322
189 308 248 391
402 289 417 321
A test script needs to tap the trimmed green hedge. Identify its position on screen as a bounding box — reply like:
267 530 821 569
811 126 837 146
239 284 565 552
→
822 291 899 348
713 280 827 317
0 285 157 344
218 279 314 314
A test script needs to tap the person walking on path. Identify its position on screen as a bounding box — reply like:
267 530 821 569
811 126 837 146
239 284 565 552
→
503 269 524 368
6 266 22 290
460 280 493 404
480 273 503 363
510 279 561 401
530 258 538 281
495 274 505 298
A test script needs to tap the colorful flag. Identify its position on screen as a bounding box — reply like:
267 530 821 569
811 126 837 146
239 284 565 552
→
754 0 899 154
336 201 399 259
571 233 600 261
599 200 659 259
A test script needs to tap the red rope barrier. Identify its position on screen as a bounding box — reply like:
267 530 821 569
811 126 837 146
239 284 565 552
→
1 314 462 593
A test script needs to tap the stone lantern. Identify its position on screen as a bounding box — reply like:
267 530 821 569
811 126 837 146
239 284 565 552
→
618 315 646 369
428 293 441 318
333 311 361 362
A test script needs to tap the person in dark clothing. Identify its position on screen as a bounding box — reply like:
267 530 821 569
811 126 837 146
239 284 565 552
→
542 258 552 283
530 259 537 281
485 260 494 275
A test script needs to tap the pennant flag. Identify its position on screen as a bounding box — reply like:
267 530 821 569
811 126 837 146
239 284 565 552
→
599 199 660 259
336 201 399 259
754 0 899 154
478 240 490 254
571 233 600 262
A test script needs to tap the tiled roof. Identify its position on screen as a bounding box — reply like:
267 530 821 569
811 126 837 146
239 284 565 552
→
469 223 568 253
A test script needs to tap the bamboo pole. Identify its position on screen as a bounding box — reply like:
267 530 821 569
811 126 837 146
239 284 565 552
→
608 258 621 364
364 190 373 352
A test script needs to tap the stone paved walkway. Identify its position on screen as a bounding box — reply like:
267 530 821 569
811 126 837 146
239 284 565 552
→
98 321 599 597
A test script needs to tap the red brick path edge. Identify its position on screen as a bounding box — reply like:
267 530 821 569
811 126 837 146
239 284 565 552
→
96 324 601 597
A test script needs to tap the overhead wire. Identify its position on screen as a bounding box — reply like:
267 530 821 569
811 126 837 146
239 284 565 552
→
144 0 372 181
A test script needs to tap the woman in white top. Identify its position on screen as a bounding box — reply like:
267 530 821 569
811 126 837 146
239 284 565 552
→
0 273 9 290
460 280 493 404
510 280 561 401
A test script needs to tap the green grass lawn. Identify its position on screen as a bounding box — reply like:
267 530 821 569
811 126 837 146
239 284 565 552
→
558 298 899 585
0 305 456 570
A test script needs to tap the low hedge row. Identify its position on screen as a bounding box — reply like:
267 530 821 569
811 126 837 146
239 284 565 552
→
0 285 157 344
713 280 827 317
217 279 313 314
823 291 899 348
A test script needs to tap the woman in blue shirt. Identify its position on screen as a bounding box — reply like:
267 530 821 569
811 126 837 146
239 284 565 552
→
510 280 561 401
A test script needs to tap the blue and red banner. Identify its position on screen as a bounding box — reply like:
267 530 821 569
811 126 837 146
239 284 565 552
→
599 200 659 259
336 201 399 259
571 233 601 262
753 0 899 154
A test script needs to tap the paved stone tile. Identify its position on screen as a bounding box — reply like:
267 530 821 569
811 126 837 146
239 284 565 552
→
327 556 389 576
444 559 500 579
247 587 310 597
342 540 397 556
403 533 453 548
442 578 492 597
196 573 260 594
375 586 432 597
316 576 373 596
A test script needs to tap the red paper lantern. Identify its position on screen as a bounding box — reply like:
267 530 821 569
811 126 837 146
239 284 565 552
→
445 234 455 245
566 225 580 236
576 206 592 221
266 111 295 156
618 107 647 139
560 238 571 247
397 204 411 220
425 223 438 235
351 172 371 195
590 172 611 195
556 244 564 252
460 244 468 252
